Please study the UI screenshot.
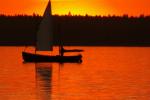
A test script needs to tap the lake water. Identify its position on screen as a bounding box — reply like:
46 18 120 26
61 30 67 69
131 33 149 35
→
0 46 150 100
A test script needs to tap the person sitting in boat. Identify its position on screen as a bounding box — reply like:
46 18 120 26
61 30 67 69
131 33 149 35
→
59 45 65 56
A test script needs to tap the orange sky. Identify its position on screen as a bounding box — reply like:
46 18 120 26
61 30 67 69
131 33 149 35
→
0 0 150 16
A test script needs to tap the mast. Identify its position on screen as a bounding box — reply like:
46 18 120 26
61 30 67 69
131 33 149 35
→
36 0 53 51
58 22 64 56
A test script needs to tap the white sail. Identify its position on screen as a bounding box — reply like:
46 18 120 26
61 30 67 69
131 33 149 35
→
36 0 53 51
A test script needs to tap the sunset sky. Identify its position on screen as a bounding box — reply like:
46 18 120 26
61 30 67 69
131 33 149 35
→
0 0 150 16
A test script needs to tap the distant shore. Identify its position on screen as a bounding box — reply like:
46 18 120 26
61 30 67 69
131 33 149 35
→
0 15 150 46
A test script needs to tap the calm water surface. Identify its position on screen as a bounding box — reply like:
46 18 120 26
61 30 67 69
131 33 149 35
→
0 46 150 100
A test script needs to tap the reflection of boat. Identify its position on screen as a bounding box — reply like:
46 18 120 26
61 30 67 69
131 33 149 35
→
22 0 83 63
35 63 52 100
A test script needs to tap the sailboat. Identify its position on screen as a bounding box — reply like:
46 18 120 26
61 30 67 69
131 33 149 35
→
22 0 83 63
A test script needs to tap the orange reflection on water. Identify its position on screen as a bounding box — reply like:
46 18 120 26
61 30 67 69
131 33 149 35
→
0 47 150 100
0 47 37 100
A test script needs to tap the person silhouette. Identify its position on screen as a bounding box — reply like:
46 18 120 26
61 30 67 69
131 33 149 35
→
59 45 64 56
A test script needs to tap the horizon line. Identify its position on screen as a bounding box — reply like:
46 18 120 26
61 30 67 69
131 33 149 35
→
0 13 150 18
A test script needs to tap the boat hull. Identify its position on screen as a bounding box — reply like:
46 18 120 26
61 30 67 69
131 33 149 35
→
22 52 82 63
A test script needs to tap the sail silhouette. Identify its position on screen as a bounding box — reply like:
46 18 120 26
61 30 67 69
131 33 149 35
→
36 0 53 51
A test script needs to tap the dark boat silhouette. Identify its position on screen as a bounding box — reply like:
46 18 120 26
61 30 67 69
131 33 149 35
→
22 52 82 63
22 0 83 63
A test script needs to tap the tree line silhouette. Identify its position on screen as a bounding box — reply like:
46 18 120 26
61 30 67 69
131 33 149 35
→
0 14 150 46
